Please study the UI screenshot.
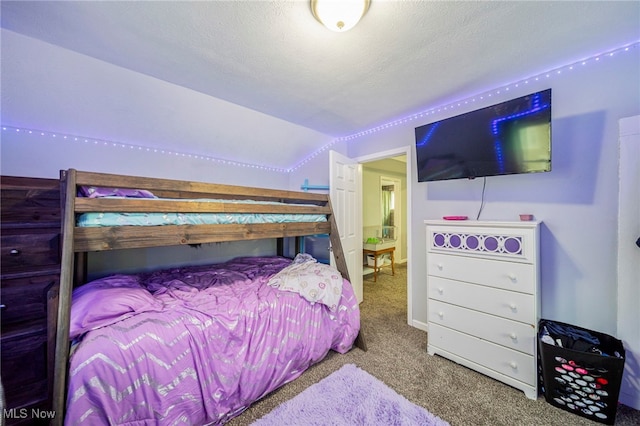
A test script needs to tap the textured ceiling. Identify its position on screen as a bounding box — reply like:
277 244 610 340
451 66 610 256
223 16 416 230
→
2 1 639 143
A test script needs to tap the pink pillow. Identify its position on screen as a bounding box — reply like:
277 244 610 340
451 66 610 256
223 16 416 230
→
78 185 156 199
70 277 162 339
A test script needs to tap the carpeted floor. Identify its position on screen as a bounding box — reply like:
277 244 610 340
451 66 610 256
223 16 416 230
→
252 364 449 426
228 264 640 426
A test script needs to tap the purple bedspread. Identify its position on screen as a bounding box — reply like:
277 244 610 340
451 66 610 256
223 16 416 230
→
65 256 360 425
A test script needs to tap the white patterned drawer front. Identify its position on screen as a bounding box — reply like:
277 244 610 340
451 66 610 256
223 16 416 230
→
428 300 536 354
426 223 537 264
427 252 535 294
428 323 536 386
428 277 535 324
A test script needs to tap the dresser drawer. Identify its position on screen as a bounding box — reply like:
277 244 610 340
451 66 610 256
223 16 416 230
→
1 327 50 410
0 229 60 273
428 276 535 323
428 299 536 354
1 175 60 228
427 252 535 294
0 274 59 327
428 323 536 386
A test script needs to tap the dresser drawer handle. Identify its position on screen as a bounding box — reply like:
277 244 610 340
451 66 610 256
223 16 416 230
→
437 287 444 295
509 333 518 341
509 303 518 312
438 311 444 319
9 248 21 256
510 361 518 370
508 273 517 282
436 263 443 270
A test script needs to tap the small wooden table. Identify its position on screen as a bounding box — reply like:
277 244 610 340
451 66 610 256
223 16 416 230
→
363 246 395 282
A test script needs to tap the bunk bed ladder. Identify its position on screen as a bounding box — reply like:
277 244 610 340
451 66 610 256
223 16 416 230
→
327 198 367 352
52 169 77 426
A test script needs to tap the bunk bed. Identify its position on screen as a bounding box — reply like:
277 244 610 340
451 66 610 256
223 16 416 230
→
52 169 365 426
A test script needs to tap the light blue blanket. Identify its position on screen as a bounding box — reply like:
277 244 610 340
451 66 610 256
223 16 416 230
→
77 198 327 227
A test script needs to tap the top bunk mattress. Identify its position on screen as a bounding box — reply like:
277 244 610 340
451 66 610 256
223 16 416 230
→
76 197 328 227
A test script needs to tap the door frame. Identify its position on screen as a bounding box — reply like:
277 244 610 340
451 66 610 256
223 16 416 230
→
356 146 413 326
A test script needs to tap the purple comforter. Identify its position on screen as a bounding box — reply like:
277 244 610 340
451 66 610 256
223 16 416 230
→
65 256 360 425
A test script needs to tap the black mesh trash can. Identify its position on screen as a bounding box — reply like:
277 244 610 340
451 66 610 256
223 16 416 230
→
538 319 625 425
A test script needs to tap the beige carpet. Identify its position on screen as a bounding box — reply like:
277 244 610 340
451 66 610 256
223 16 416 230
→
228 264 640 426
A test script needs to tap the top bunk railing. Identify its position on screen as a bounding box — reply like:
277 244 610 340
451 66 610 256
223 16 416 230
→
68 170 330 205
61 169 335 251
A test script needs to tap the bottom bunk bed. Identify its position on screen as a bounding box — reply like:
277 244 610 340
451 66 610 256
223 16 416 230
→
65 255 359 425
53 169 365 425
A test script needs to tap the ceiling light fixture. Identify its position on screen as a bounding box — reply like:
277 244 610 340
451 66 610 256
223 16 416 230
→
311 0 370 32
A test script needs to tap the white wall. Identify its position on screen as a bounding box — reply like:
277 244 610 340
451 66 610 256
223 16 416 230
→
345 48 640 338
0 29 332 275
0 29 330 174
0 29 332 180
1 127 289 185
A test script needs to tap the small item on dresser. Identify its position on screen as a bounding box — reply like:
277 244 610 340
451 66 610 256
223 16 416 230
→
519 214 534 221
442 215 468 220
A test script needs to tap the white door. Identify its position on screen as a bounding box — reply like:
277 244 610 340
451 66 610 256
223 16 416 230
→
617 115 640 410
330 150 363 303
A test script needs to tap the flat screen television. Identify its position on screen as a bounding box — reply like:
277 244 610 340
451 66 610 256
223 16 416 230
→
415 89 551 182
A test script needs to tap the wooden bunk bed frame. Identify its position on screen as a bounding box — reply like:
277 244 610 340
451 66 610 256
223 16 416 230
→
52 168 366 424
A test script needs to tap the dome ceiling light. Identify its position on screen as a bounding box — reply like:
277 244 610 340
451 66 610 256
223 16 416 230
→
311 0 371 32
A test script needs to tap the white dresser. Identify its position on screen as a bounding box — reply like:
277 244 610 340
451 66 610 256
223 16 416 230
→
425 220 540 399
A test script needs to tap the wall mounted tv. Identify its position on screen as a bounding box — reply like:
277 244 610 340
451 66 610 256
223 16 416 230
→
415 88 551 182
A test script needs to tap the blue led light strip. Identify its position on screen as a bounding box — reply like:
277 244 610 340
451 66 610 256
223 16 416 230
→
0 126 289 173
2 41 637 173
333 43 639 140
290 41 638 171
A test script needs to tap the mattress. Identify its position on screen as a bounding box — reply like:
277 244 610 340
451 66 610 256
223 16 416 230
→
76 198 327 227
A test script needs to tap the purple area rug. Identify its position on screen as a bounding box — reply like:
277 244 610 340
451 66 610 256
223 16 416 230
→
253 364 449 426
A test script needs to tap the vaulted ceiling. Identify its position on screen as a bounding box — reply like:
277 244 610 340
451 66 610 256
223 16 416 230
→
2 1 639 167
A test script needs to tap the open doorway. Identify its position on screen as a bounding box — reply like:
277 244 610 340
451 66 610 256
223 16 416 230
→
329 146 413 325
356 147 412 325
362 162 406 275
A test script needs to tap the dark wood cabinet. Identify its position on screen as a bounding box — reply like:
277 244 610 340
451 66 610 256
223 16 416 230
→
1 176 61 424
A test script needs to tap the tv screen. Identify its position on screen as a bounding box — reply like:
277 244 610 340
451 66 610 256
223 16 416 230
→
415 89 551 182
